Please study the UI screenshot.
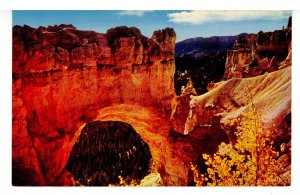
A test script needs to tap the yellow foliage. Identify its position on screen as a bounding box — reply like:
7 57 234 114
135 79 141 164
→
191 103 287 186
109 175 138 186
190 163 205 186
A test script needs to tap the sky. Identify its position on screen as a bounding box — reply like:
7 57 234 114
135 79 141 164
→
13 10 291 42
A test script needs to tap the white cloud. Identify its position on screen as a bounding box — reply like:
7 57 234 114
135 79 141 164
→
117 10 153 17
167 10 291 24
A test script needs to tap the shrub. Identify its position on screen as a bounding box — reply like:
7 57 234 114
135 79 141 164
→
191 103 287 186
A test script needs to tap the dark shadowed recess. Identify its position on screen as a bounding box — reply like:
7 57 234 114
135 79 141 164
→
66 121 152 186
174 34 247 95
12 161 39 186
174 55 226 95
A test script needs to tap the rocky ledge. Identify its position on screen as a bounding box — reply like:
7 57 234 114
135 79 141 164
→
223 17 292 79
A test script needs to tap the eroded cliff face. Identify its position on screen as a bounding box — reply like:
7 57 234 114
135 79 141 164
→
12 25 180 185
223 17 292 80
187 67 290 132
172 64 291 141
12 21 292 186
171 67 291 183
170 17 292 183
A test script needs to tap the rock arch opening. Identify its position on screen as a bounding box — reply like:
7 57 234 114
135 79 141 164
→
65 121 152 186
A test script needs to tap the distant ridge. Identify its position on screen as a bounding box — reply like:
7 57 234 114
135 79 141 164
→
175 33 247 58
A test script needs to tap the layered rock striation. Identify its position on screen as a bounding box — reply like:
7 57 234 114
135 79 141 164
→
12 25 178 185
170 18 292 184
183 67 291 134
223 17 292 79
171 67 291 182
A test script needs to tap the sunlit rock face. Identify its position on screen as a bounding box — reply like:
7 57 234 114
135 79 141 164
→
173 67 291 141
171 17 292 141
12 20 292 186
223 17 292 80
12 24 178 185
66 121 152 186
171 66 291 184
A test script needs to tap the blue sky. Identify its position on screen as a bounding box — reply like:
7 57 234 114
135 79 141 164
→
13 10 291 42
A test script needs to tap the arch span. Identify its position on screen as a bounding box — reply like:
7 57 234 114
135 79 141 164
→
12 25 191 186
67 104 190 186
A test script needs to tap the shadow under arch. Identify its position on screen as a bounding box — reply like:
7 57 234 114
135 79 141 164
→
65 104 190 186
66 120 152 186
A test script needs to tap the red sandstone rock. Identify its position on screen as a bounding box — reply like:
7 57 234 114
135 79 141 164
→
223 17 292 80
12 24 178 185
170 79 197 134
12 22 291 186
172 67 291 146
53 170 76 186
12 79 46 185
152 28 176 60
171 67 291 184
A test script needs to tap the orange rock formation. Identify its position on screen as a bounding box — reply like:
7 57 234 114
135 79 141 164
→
12 23 291 186
171 67 291 182
13 25 189 185
223 17 291 79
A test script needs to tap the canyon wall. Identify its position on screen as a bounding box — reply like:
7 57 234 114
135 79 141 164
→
172 66 291 137
186 67 291 133
12 25 177 185
171 19 292 182
12 20 292 186
177 67 291 184
171 67 291 182
172 17 292 136
223 17 292 80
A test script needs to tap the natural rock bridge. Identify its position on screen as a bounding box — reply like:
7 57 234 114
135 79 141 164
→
12 25 193 185
12 24 291 186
